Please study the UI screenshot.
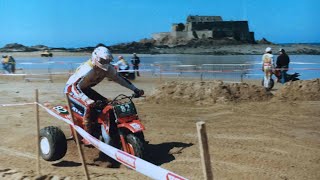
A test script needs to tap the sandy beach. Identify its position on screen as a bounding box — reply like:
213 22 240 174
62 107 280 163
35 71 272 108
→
1 1 319 179
0 74 319 180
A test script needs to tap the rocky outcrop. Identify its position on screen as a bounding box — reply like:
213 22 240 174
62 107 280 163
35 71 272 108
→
0 43 37 52
0 43 95 53
256 38 273 44
110 39 155 53
30 45 49 50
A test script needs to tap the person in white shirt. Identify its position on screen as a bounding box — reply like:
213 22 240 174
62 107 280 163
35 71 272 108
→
261 47 275 89
113 55 130 77
113 56 129 71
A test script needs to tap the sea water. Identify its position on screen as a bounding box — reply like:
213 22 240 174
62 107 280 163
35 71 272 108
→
14 54 320 80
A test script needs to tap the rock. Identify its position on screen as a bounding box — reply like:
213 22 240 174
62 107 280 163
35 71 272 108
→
30 45 49 50
256 38 273 44
0 43 37 52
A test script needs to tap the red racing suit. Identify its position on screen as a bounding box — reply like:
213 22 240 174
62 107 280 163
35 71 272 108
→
64 59 138 134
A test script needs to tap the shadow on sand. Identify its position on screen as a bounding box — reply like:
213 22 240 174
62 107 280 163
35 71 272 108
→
54 142 193 168
145 142 193 165
52 160 82 167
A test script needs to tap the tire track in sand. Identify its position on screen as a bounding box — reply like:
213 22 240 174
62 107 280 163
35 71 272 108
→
0 146 35 159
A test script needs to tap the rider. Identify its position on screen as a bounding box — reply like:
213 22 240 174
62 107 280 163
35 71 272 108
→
114 56 129 71
64 44 144 145
113 55 130 76
261 47 275 89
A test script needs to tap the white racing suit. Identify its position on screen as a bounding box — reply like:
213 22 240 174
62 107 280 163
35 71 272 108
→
262 53 274 88
64 59 138 135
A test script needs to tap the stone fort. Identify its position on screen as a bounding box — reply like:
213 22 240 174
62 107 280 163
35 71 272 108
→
152 15 255 43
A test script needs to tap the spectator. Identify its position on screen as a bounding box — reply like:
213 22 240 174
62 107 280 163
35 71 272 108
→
276 48 290 84
261 47 274 89
131 53 140 76
1 55 16 74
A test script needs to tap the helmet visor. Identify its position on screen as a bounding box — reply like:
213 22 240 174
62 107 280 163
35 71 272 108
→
99 56 113 65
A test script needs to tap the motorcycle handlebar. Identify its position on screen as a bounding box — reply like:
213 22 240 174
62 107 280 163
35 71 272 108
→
93 94 145 109
110 94 143 104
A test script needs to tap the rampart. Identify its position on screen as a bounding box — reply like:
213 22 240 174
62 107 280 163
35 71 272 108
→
152 15 255 44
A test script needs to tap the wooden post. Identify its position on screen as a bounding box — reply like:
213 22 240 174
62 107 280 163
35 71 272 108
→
35 89 40 176
65 95 90 180
196 121 214 180
159 65 162 81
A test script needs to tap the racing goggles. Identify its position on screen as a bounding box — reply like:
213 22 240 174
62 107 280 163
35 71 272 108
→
99 55 113 65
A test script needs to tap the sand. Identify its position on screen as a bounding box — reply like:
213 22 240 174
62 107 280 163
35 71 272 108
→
0 75 319 180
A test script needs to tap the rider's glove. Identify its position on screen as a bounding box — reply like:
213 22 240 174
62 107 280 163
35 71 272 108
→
133 88 144 98
92 99 108 109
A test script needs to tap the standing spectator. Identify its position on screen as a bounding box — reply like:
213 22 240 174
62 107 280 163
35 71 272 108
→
261 47 274 89
131 53 140 76
1 55 16 74
276 48 290 84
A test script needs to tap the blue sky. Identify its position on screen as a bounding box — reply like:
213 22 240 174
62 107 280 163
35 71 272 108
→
0 0 319 48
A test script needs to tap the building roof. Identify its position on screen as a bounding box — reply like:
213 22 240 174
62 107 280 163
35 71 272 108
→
187 15 223 23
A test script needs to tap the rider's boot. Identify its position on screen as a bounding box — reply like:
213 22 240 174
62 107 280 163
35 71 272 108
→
82 116 93 146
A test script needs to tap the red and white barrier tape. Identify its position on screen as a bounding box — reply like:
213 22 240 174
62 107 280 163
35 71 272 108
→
0 70 152 76
0 72 72 76
0 102 188 180
0 102 35 107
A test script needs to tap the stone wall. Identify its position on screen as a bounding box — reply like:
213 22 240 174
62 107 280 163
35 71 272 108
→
171 31 194 39
211 21 252 41
195 30 213 39
188 22 215 31
187 16 222 22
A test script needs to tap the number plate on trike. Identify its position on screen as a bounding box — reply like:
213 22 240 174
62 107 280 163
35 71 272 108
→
113 102 137 118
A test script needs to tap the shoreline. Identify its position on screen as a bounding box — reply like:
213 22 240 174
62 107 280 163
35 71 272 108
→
1 44 320 57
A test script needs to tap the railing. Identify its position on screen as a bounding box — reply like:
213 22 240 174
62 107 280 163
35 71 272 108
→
2 61 319 82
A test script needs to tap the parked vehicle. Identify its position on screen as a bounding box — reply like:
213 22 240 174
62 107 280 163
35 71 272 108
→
40 50 53 57
261 72 300 90
113 65 136 80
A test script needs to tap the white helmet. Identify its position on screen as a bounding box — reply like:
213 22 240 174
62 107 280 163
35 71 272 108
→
92 46 113 71
265 47 272 53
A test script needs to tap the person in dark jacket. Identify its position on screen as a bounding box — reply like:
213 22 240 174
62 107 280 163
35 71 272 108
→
1 55 16 74
131 53 140 76
276 48 290 84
